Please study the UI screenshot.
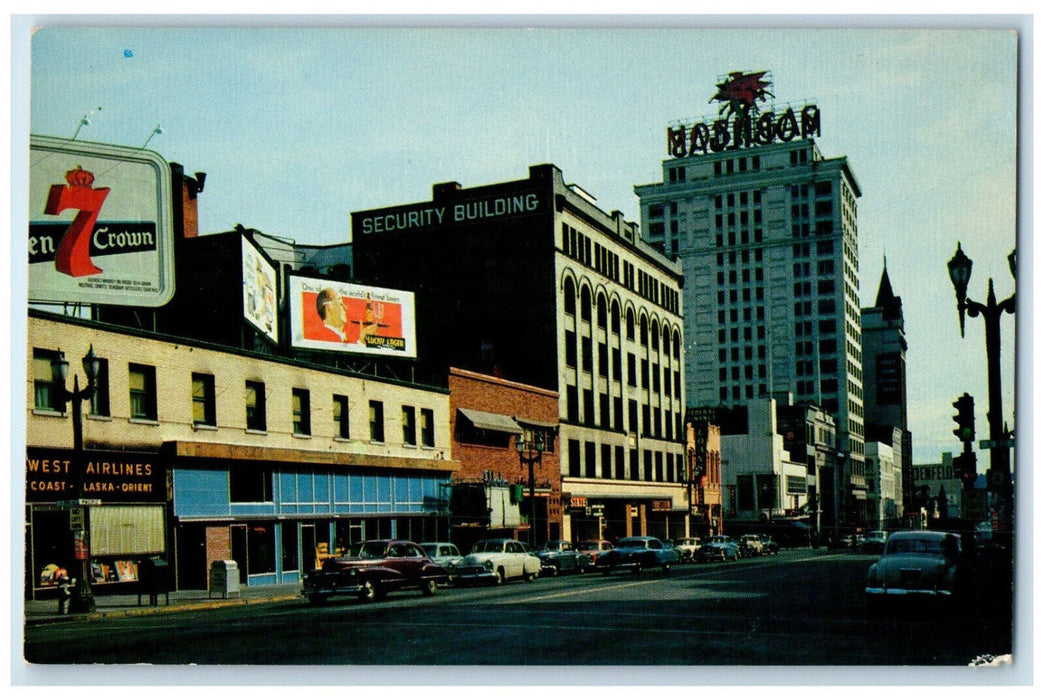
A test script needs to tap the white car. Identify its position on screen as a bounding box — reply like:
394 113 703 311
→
419 542 464 580
455 538 542 585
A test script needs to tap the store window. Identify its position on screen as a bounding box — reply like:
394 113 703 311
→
128 363 157 421
230 466 273 502
245 380 266 431
192 372 216 427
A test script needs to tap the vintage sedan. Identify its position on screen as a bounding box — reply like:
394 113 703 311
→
739 534 765 557
535 540 592 575
419 542 465 580
673 537 702 562
577 539 614 565
301 539 448 604
455 538 542 585
865 531 966 604
596 536 679 576
861 530 889 555
696 535 741 562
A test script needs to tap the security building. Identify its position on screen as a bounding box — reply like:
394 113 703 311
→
352 164 691 542
635 71 868 526
26 310 458 596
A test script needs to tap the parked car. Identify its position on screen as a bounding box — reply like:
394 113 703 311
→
673 537 702 562
301 539 448 604
535 540 592 575
455 538 542 585
739 534 765 557
577 540 614 565
865 531 967 606
759 535 780 555
597 536 679 576
862 530 889 555
419 542 465 580
696 535 741 562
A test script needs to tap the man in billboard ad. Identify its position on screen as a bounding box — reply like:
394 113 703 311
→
289 275 417 358
28 135 175 307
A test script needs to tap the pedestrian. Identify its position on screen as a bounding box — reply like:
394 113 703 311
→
57 572 72 615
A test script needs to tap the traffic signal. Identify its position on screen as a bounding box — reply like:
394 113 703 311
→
952 393 976 445
953 451 978 491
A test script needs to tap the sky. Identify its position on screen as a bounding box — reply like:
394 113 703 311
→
16 18 1023 466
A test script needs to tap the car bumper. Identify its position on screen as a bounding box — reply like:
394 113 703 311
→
865 586 953 597
302 582 364 598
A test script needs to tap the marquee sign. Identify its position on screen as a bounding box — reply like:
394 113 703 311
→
353 190 545 237
668 71 821 158
28 135 175 307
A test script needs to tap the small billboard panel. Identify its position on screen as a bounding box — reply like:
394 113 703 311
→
28 135 175 307
289 275 416 359
241 235 278 343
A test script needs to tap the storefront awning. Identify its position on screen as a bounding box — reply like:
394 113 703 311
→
514 416 559 430
458 408 521 433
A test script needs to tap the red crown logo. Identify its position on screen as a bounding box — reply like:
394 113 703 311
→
64 165 95 188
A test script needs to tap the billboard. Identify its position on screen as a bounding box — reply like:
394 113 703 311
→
241 235 278 343
289 275 416 358
28 135 175 306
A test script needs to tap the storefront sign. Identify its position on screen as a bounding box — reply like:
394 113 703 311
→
569 495 588 509
25 448 166 503
652 499 672 512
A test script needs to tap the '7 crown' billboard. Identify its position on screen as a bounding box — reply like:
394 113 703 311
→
289 275 417 359
28 135 175 307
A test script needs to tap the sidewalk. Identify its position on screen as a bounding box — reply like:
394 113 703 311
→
23 582 303 625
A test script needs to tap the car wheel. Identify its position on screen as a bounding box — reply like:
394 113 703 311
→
420 578 438 596
494 568 505 585
358 578 385 602
662 563 672 574
524 568 537 583
308 593 327 606
633 561 643 576
551 563 560 576
601 566 612 576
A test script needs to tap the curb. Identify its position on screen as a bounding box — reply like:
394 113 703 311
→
25 594 301 626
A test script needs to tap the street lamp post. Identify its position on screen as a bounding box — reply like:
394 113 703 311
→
947 243 1016 540
515 431 545 548
53 344 101 613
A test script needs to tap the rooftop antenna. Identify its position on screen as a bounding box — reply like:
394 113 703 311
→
71 106 102 140
141 124 163 149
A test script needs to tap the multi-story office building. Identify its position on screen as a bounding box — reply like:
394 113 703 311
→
635 76 867 524
352 164 690 542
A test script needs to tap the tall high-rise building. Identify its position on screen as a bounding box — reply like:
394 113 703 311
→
635 71 869 524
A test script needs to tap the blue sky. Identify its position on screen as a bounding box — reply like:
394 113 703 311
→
19 20 1022 464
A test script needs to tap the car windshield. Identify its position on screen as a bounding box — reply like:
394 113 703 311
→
472 541 505 553
350 542 387 559
617 538 648 548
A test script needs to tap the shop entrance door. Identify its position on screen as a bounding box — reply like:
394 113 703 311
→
230 524 248 584
176 524 208 590
301 524 316 570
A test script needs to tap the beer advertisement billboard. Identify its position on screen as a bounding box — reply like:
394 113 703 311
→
288 275 417 358
28 135 175 307
241 235 278 343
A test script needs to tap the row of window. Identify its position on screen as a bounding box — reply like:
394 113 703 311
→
566 438 687 483
563 279 682 358
32 348 436 447
564 386 684 442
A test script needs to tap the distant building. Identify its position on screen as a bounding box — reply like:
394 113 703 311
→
776 396 841 540
686 421 722 537
866 439 903 529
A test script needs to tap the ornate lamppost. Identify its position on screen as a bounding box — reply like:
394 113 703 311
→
53 344 101 613
947 243 1016 542
515 430 545 548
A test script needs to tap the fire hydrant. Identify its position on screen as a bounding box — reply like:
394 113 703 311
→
57 574 72 615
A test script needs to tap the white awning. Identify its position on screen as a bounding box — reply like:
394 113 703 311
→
458 408 522 434
515 416 559 430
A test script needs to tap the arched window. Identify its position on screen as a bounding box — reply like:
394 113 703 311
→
626 309 636 340
610 301 621 336
580 286 592 322
596 295 607 329
640 316 648 346
564 278 576 315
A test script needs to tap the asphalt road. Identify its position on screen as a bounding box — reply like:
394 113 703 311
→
23 549 1013 668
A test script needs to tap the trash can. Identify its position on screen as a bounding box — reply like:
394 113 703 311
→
208 560 240 599
137 556 170 606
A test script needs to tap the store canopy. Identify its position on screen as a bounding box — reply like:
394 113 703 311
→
514 416 559 430
458 408 521 434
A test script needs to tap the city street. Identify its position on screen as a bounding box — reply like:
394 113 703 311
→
23 549 1012 667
